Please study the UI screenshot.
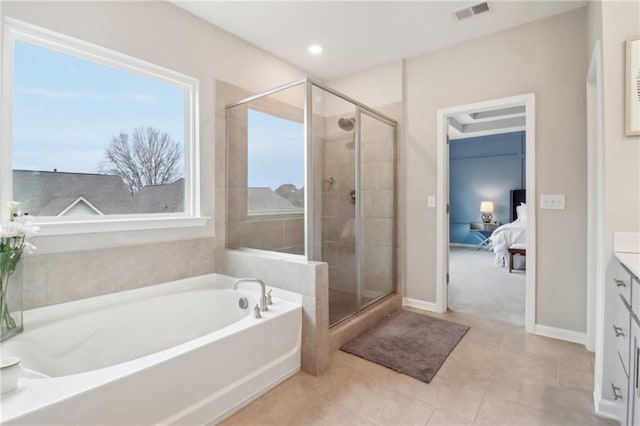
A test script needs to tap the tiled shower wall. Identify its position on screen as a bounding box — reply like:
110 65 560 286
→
360 110 398 299
320 114 357 295
320 104 401 301
22 238 215 310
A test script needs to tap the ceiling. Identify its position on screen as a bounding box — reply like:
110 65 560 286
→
448 105 526 139
171 1 586 80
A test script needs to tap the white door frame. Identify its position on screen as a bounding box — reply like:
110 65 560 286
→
586 40 604 354
436 93 536 333
587 40 607 411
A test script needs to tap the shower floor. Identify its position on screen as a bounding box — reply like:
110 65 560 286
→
329 287 374 326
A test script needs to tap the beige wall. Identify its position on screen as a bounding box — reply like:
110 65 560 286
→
601 1 640 234
1 1 306 304
588 0 640 403
403 8 589 331
326 60 404 116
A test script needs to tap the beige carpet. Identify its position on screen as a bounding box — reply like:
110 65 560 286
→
448 246 525 326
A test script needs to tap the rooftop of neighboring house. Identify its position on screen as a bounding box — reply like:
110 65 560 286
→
12 170 297 216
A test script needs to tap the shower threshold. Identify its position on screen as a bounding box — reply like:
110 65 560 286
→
329 288 394 328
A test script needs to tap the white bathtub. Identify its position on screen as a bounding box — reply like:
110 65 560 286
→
0 273 302 425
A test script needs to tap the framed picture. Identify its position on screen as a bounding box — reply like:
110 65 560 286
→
627 36 640 136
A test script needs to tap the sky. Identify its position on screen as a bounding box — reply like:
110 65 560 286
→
247 109 304 190
12 40 304 191
12 40 186 174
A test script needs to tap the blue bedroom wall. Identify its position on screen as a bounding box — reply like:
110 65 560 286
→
449 131 525 245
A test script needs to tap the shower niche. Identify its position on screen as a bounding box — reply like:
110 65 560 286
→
226 78 397 327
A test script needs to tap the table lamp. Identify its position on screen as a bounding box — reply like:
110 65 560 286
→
480 201 494 223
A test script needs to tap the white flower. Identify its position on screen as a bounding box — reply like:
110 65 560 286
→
0 221 39 239
7 202 21 216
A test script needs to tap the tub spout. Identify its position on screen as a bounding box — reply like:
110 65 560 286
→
233 278 268 312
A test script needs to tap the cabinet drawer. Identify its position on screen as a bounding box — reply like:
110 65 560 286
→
614 354 630 425
616 295 632 374
614 260 633 305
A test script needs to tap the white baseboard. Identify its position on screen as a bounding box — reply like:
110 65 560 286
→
594 395 619 421
534 324 586 345
403 297 441 312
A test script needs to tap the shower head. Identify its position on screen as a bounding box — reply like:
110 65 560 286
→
338 117 355 132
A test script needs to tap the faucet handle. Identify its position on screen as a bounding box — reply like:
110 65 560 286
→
267 289 273 305
253 304 262 319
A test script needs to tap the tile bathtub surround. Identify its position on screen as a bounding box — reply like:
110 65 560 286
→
222 308 613 426
22 238 215 309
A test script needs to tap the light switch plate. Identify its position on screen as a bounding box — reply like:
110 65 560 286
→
427 195 436 208
540 194 565 210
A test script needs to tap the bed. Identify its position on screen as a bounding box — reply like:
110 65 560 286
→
490 189 526 267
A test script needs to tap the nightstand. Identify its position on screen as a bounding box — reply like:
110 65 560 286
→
469 222 499 250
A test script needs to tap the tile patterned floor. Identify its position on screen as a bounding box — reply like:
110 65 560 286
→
221 308 616 426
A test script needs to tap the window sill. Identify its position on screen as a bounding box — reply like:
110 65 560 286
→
246 211 304 218
33 216 210 236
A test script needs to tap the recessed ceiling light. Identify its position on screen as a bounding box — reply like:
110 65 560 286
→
308 44 323 55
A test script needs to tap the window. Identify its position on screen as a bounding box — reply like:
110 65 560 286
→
247 109 304 215
1 20 201 234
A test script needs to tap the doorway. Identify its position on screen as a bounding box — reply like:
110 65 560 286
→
436 94 536 332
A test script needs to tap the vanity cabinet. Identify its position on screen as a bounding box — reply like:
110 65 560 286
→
614 257 640 425
630 316 640 424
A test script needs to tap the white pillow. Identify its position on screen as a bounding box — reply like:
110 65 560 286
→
516 203 527 223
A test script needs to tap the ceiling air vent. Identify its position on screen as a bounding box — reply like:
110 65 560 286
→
455 2 491 21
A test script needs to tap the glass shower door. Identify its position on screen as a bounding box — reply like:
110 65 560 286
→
311 85 359 326
359 110 396 308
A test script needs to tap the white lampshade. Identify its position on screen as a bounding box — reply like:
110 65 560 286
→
480 201 494 213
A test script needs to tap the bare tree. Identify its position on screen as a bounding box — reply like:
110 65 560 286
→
99 127 182 193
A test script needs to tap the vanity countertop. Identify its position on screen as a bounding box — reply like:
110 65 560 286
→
616 252 640 278
615 232 640 278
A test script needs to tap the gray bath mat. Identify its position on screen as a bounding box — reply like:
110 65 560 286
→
340 310 469 383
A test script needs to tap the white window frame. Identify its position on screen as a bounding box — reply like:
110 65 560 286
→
0 18 206 236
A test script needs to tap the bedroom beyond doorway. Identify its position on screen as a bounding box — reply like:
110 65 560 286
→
448 246 525 325
448 130 527 326
435 94 535 330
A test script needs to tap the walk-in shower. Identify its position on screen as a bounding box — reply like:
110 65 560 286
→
225 78 397 327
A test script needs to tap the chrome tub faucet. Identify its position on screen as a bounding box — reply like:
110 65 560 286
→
232 278 269 312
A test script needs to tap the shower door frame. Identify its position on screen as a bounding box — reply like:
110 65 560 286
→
225 77 398 324
354 107 398 316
